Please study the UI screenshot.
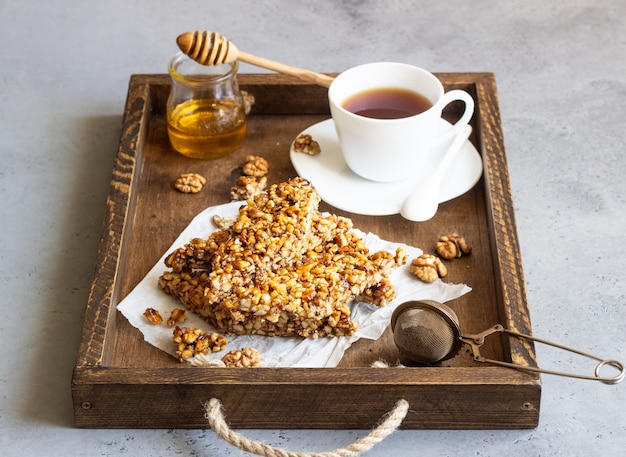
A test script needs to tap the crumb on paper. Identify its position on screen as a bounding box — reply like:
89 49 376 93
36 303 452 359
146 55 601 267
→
166 308 187 327
143 308 163 325
190 354 227 367
173 326 227 362
221 347 263 368
212 214 235 229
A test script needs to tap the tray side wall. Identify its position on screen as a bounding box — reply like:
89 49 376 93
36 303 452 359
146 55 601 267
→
73 367 540 429
74 77 149 367
473 74 537 367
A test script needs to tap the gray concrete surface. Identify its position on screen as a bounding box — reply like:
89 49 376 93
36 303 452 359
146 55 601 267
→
1 1 624 455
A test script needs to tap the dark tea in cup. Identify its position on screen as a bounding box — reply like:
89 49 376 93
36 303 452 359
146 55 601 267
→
342 88 433 119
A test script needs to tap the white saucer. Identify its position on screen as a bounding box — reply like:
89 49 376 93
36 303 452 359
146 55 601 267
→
289 119 483 216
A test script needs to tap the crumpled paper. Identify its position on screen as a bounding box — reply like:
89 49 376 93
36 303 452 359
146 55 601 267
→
117 201 471 367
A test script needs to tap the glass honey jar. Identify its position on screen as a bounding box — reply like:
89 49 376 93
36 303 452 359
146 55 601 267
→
166 52 246 159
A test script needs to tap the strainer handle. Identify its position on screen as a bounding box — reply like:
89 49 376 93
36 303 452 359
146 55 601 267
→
461 325 625 385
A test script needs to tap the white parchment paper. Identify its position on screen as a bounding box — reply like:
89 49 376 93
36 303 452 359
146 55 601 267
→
117 201 471 367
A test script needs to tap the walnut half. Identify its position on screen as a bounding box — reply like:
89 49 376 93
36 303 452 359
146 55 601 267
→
242 155 269 177
293 134 321 155
175 173 206 194
435 233 472 260
408 254 448 283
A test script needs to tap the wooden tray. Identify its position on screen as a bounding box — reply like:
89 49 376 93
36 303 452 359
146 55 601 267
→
72 73 541 429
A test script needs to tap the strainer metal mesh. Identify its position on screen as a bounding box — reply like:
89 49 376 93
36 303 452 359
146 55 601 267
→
391 300 462 364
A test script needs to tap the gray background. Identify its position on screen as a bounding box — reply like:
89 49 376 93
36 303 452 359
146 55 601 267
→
1 1 624 455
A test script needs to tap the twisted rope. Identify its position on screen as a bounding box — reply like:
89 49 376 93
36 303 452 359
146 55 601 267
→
204 398 409 457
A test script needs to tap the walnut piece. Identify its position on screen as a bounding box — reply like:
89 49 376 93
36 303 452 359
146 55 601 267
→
230 155 269 200
241 90 255 115
172 326 227 362
293 134 321 155
166 308 187 327
435 233 472 260
230 175 267 201
242 155 269 177
175 173 206 194
408 254 448 283
143 308 163 325
221 347 263 368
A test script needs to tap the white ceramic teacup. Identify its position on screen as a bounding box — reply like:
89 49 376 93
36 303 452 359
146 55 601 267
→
328 62 474 182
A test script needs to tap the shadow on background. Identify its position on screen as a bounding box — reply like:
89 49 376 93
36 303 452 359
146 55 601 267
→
21 114 122 427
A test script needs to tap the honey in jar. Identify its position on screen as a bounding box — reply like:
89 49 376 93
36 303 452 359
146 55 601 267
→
167 53 246 159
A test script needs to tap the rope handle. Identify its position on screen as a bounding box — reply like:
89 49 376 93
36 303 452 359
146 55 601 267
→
204 398 410 457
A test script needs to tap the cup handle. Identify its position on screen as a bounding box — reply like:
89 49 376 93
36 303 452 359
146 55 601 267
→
435 89 475 142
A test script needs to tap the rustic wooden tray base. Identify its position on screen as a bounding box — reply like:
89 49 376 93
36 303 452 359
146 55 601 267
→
72 73 540 429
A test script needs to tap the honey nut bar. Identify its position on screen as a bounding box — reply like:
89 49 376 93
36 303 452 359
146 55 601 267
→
159 177 406 338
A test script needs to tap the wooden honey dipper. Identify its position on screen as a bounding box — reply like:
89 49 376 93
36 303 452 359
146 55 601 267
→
176 30 335 87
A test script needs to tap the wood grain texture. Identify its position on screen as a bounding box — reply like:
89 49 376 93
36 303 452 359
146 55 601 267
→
72 73 541 429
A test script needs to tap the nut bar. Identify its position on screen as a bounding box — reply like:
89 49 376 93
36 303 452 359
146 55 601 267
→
165 177 322 273
159 177 406 338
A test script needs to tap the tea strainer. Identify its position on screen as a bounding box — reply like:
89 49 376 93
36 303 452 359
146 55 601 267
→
391 300 624 384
